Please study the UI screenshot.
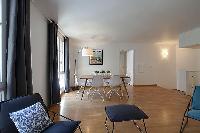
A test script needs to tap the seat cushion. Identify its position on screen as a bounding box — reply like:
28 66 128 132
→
43 121 81 133
187 109 200 121
191 86 200 110
105 104 148 122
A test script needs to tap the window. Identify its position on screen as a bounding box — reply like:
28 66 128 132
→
0 0 7 101
57 32 65 91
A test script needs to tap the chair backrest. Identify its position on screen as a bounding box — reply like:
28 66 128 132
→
92 75 104 87
0 93 47 133
191 86 200 110
77 78 86 86
124 77 131 84
110 75 121 87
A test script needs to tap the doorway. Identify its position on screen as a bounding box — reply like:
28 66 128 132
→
120 49 135 85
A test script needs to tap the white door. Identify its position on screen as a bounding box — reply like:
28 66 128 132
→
126 50 134 85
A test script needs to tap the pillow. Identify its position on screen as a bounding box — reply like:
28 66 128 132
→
9 102 53 133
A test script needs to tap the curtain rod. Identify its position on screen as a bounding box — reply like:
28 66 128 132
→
47 18 66 38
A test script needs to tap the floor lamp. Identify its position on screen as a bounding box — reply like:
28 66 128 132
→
74 47 93 89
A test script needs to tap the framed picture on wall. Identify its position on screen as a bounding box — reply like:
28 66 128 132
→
89 49 103 65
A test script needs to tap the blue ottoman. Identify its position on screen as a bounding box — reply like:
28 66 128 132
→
105 104 148 133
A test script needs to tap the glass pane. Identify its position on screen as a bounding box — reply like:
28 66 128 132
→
57 37 60 73
0 25 2 82
60 40 64 72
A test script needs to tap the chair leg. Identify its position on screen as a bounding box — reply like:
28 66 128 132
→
120 87 124 97
81 88 85 100
97 91 105 102
180 116 188 133
143 119 147 133
124 86 129 99
107 87 122 100
78 125 83 133
112 122 115 133
103 87 107 94
107 90 113 99
133 120 144 133
105 117 115 133
118 86 122 99
105 117 109 133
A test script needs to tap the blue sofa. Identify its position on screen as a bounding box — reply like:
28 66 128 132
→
0 93 82 133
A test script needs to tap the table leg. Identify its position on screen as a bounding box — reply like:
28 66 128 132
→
122 78 129 98
81 78 88 100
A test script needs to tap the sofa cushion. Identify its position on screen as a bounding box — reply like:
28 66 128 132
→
187 109 200 121
0 93 46 133
191 86 200 110
9 102 53 133
43 121 81 133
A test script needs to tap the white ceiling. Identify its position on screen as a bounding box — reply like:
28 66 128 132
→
33 0 200 43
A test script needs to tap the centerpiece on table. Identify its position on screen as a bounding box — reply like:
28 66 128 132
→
106 70 111 76
94 70 99 75
100 70 106 76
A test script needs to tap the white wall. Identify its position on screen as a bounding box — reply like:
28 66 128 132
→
176 45 200 91
30 2 48 104
179 27 200 48
69 39 77 87
176 46 200 71
70 40 177 89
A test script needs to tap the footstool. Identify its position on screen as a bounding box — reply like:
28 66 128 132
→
105 104 148 133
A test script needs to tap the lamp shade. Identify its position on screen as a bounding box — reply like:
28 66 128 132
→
82 47 93 56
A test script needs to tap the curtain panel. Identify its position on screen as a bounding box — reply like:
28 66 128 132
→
64 37 70 92
6 0 33 100
48 21 60 105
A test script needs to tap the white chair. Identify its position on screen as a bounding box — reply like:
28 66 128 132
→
76 78 86 95
107 75 122 99
121 77 131 98
103 79 110 87
88 75 105 101
124 77 131 85
77 77 93 100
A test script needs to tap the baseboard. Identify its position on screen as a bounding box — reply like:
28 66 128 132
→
133 84 157 87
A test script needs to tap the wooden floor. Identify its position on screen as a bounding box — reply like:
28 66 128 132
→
49 86 200 133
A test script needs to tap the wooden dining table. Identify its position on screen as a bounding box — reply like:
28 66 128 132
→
79 75 130 100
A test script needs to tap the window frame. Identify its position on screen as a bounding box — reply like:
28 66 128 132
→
1 0 7 83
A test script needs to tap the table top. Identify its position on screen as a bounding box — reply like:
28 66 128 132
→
80 75 130 79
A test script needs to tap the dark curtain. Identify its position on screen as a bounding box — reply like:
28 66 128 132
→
64 37 70 92
6 0 33 100
48 21 60 104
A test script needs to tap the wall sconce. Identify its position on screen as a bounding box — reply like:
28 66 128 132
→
161 48 168 59
82 47 93 56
